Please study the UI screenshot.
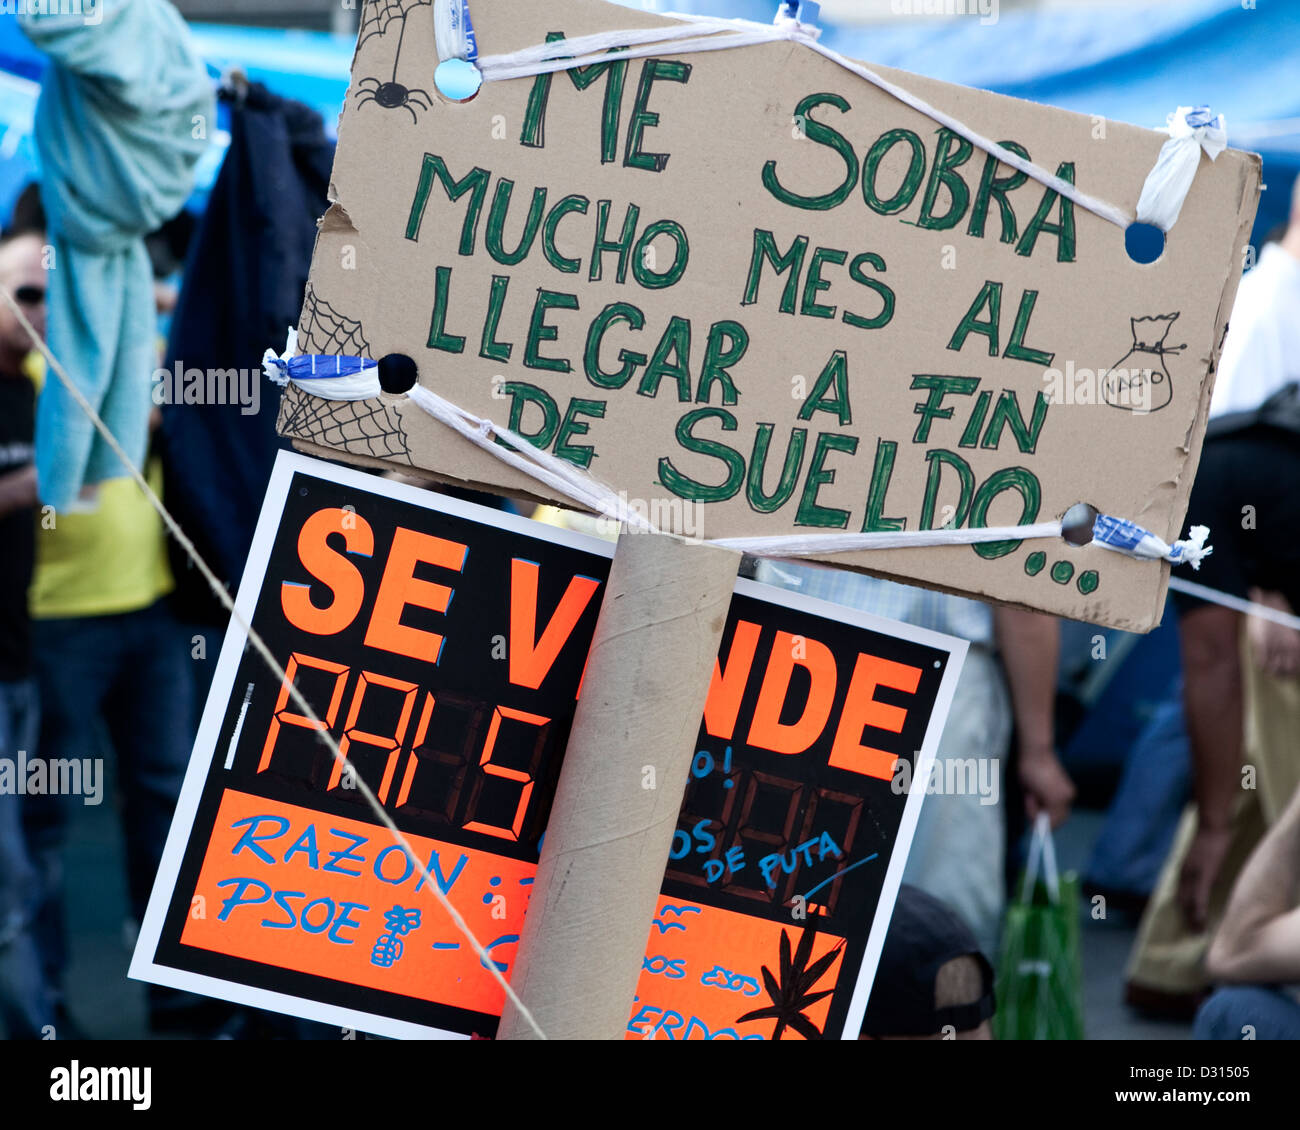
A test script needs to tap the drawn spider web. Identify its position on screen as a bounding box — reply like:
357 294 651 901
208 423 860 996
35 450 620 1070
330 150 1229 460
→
358 0 432 49
277 286 414 465
299 285 372 359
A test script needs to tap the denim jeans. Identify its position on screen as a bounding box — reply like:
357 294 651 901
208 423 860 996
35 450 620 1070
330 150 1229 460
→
0 678 55 1038
1087 680 1190 897
1194 986 1300 1040
25 599 194 1001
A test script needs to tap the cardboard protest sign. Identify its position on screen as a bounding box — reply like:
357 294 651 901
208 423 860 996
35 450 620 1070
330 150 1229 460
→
131 451 965 1039
282 0 1260 631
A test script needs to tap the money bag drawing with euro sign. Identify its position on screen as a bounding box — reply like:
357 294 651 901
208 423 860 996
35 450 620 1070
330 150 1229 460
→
1102 313 1185 413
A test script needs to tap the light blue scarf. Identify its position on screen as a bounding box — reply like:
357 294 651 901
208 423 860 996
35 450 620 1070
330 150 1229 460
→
20 0 213 510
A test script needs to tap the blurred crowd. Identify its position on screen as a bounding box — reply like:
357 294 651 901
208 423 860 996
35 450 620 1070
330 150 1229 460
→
2 0 1299 1042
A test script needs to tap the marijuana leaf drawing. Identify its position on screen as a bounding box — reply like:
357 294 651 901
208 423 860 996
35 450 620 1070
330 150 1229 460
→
736 922 845 1040
355 0 434 122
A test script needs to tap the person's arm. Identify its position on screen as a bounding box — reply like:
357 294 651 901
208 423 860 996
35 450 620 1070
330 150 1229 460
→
1178 605 1244 930
1206 783 1300 984
993 606 1075 827
0 465 37 519
1246 588 1300 679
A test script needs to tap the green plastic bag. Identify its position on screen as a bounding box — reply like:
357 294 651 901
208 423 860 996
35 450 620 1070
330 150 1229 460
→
994 813 1085 1040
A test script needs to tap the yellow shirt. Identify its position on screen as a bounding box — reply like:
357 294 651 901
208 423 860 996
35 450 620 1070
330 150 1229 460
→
27 358 174 620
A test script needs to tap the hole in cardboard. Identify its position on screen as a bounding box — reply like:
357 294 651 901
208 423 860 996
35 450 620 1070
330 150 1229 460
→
377 353 418 394
1062 502 1098 546
434 58 483 102
1124 222 1165 265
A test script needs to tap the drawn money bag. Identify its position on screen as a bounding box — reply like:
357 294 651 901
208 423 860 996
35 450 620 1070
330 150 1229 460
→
1102 313 1184 413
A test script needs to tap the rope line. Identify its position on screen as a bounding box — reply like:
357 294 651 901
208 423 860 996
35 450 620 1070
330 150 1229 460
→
264 345 1213 571
1168 576 1300 631
469 11 1131 231
3 3 1233 1042
9 274 1293 1046
0 285 548 1041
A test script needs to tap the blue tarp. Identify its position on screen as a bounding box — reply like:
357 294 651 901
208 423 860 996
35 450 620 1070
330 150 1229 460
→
0 16 353 110
0 17 355 219
4 2 1298 235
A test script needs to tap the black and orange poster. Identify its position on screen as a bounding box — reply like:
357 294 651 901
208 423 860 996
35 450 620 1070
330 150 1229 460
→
132 452 965 1039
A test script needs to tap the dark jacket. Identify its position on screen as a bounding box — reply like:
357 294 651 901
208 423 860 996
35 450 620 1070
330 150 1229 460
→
160 81 334 622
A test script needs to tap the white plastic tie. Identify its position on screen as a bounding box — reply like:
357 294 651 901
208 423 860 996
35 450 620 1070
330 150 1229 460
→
1091 514 1212 570
1135 105 1227 232
261 327 299 386
433 0 477 63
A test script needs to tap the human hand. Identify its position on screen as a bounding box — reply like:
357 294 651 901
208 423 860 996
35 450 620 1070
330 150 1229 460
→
1246 588 1300 679
1178 823 1233 932
1019 746 1075 829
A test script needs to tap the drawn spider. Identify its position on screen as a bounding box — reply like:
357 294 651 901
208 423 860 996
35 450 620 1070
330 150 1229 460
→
355 76 431 122
354 0 434 123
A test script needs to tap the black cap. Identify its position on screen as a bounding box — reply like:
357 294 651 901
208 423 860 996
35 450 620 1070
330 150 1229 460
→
860 884 996 1037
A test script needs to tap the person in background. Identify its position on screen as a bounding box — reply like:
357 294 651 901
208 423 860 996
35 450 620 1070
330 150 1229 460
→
1085 670 1190 914
23 408 197 1033
12 0 211 1035
16 0 211 516
6 187 197 1033
1128 176 1300 1016
1195 779 1300 1039
859 883 997 1039
754 561 1073 960
0 221 52 1038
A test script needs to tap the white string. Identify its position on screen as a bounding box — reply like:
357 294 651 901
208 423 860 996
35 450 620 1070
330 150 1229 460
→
404 377 1067 554
1168 576 1300 632
276 345 1212 566
474 12 1132 231
282 351 1300 629
407 384 657 534
0 286 549 1041
712 522 1065 555
799 34 1131 230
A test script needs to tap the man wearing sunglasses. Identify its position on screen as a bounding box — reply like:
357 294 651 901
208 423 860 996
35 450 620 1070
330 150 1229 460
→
0 221 50 1038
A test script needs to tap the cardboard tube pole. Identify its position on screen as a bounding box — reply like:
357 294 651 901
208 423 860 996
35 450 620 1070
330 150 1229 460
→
498 530 740 1040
